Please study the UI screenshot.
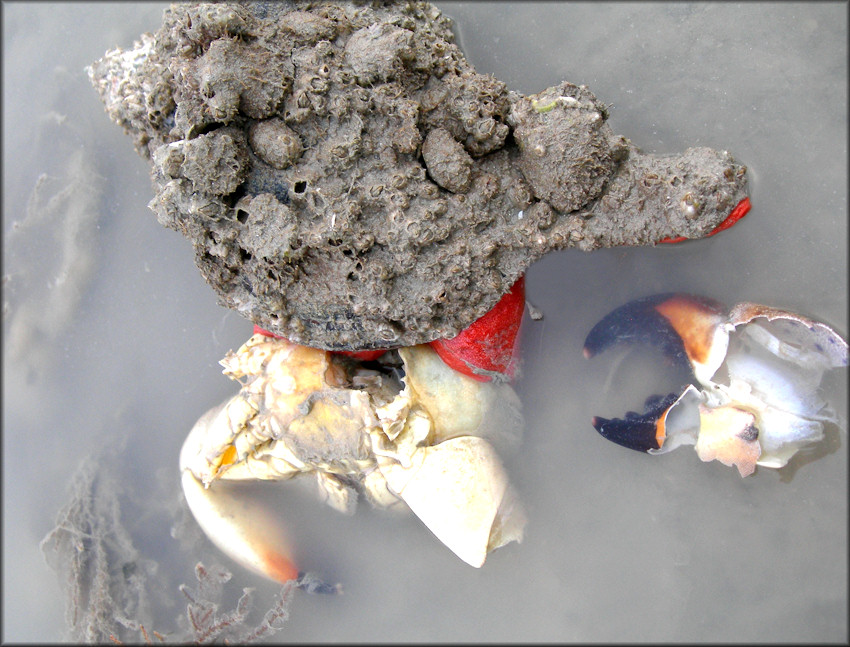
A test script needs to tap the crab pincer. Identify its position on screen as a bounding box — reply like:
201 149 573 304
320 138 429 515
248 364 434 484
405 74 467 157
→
179 449 301 584
584 292 848 476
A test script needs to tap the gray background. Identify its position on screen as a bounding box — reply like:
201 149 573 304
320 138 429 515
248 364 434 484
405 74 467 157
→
3 2 847 642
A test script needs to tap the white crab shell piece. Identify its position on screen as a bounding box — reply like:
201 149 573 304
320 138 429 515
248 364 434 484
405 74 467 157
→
377 436 516 568
180 335 526 580
702 303 848 469
377 344 525 567
399 344 524 454
649 386 762 477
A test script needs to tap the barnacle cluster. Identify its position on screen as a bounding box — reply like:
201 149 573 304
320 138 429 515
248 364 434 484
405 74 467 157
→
89 1 748 350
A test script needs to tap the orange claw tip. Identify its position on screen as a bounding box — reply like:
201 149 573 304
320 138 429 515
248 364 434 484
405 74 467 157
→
429 276 526 382
659 196 751 244
652 293 726 367
652 294 730 383
261 548 300 584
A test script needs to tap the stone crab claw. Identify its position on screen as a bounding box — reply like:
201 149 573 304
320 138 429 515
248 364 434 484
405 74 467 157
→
584 293 848 476
180 334 526 583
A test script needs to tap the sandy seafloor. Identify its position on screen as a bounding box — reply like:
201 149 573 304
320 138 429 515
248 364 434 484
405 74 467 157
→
3 2 847 642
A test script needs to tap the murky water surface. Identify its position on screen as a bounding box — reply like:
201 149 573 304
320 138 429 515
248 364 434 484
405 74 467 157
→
3 2 846 641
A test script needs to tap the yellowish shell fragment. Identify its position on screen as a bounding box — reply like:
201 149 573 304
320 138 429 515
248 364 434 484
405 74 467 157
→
694 404 760 477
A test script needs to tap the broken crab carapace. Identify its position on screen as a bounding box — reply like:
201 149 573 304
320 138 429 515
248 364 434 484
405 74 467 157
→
180 333 527 582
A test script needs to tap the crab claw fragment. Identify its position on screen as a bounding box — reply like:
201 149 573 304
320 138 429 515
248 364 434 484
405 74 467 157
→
180 334 526 581
585 293 848 476
583 293 729 385
179 450 300 583
591 392 682 453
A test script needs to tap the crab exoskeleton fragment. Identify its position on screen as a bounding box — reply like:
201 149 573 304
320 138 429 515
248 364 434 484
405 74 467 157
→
180 334 526 583
584 293 848 476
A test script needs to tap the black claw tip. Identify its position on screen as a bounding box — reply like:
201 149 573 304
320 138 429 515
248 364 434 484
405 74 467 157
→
584 293 688 366
591 392 680 453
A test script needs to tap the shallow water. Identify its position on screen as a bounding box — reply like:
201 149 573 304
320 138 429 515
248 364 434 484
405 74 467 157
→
3 2 847 642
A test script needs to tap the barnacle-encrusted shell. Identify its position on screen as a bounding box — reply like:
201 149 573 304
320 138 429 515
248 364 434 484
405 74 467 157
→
89 1 748 350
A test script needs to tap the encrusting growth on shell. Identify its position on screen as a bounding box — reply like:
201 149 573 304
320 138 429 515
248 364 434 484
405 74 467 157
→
88 1 749 351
